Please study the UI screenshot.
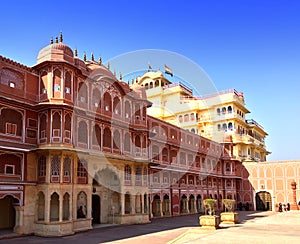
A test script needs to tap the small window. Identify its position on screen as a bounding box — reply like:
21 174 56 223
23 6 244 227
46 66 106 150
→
9 82 15 88
5 165 14 175
65 87 71 94
28 118 37 127
6 123 17 135
54 85 60 92
42 88 47 94
80 97 86 103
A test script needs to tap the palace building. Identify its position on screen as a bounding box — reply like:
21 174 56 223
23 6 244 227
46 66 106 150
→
0 35 298 237
137 71 270 163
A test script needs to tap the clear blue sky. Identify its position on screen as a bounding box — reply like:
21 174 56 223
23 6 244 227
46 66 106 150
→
1 0 300 161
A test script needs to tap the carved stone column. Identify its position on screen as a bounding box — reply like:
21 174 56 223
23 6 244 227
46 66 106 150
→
290 181 299 210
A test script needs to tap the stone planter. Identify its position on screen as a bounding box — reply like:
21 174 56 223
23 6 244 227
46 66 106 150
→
199 215 220 230
220 212 239 224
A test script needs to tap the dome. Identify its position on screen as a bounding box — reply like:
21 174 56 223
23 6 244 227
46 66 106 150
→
37 42 74 65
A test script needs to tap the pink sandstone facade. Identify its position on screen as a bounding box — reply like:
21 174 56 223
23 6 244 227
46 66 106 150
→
0 35 298 236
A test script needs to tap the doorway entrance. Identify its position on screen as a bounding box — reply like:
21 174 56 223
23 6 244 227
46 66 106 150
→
256 191 272 211
0 195 17 229
92 195 101 224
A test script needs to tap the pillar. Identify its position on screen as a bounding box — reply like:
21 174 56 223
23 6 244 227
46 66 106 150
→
13 206 25 234
120 193 125 215
193 199 197 213
290 181 299 210
141 194 144 213
45 193 50 222
131 194 136 214
159 200 163 217
59 195 63 222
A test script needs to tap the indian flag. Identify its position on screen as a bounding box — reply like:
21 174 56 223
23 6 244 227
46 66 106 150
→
164 65 173 77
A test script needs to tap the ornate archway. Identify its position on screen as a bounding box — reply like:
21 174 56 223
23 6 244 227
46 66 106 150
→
0 195 19 229
256 191 272 211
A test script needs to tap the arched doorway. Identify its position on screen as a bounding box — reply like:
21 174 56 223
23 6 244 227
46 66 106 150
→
256 191 272 211
93 168 121 224
0 195 18 229
92 195 101 224
152 194 161 217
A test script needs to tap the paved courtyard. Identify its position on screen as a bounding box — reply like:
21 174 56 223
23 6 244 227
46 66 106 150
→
1 211 300 243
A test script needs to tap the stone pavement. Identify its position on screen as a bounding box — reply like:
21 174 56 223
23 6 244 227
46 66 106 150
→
106 211 300 244
1 211 300 243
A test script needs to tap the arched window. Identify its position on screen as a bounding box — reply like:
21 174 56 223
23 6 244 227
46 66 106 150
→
50 192 59 221
40 71 48 97
92 88 101 110
77 191 87 219
78 121 88 144
77 159 88 184
113 96 121 115
191 128 196 133
0 108 22 136
52 112 61 141
103 92 111 112
65 71 72 94
125 101 131 119
190 113 195 121
228 106 232 114
135 135 141 148
53 69 61 98
38 155 46 182
39 113 47 142
124 132 131 152
149 82 153 88
125 165 131 182
228 122 233 131
63 156 71 183
222 123 227 131
37 191 45 221
64 113 71 143
162 147 168 162
51 155 60 183
113 130 121 151
217 108 221 116
217 124 221 131
152 145 159 161
78 82 87 104
135 166 142 185
92 124 101 147
143 167 147 185
178 115 183 123
222 107 226 114
103 127 111 149
63 193 70 221
184 114 189 122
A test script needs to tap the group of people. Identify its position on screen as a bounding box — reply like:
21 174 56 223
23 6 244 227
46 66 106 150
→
278 202 290 212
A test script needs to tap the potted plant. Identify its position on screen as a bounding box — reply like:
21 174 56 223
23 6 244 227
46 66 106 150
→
199 199 220 229
220 199 238 224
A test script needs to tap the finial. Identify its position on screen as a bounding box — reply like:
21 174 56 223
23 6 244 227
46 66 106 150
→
136 77 138 83
59 32 63 42
132 78 134 84
50 37 53 44
127 80 129 85
107 62 110 70
55 36 58 43
83 52 87 62
74 48 78 57
98 56 102 65
119 73 122 80
113 70 116 76
91 53 94 61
